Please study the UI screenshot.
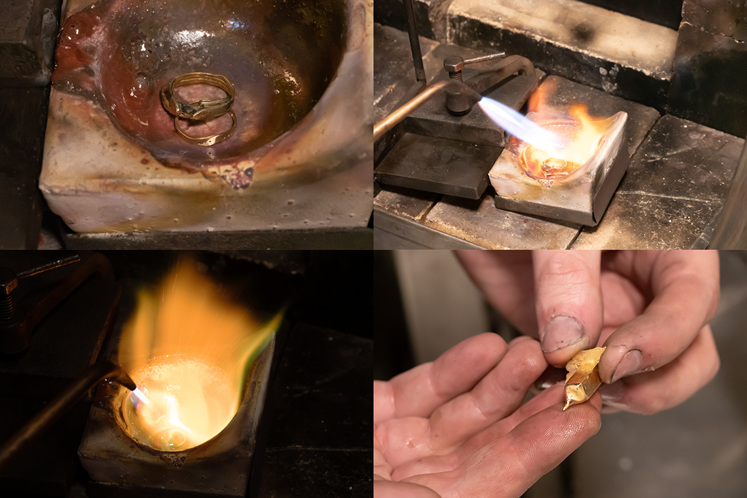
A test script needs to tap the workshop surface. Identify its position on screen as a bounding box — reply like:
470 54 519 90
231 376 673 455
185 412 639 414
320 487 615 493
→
373 24 744 249
253 325 372 497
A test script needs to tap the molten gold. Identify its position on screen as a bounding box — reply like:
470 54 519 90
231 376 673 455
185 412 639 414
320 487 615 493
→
563 347 605 411
119 355 237 451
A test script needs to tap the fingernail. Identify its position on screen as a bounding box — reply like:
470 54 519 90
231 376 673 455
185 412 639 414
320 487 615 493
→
541 315 585 353
610 349 642 383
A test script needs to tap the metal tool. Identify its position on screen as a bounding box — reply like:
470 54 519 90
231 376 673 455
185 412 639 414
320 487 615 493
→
442 53 536 116
0 361 136 469
0 254 114 354
443 53 507 80
373 79 482 141
403 0 426 84
375 48 541 199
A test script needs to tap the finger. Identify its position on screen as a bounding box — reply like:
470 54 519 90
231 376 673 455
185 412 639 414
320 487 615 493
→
374 480 442 498
598 251 720 383
533 251 604 366
455 251 538 334
601 325 719 414
405 392 602 497
383 333 508 420
374 447 393 480
381 338 544 469
392 386 567 481
426 337 547 451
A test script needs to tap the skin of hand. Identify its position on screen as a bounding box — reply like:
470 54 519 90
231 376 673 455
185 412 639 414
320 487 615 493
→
374 334 602 498
456 250 721 414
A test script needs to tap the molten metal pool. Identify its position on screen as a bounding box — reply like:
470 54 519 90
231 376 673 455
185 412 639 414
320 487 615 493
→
116 355 238 452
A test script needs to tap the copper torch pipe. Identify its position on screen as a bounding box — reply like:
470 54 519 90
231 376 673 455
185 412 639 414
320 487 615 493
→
373 79 483 141
0 361 136 469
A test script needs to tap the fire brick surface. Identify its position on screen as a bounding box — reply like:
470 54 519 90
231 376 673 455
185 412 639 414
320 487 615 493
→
580 0 683 30
424 195 581 249
374 0 448 40
573 114 745 248
374 186 440 222
380 0 680 110
668 0 747 137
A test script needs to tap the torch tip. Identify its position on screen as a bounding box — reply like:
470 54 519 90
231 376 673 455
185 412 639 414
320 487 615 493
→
131 387 151 406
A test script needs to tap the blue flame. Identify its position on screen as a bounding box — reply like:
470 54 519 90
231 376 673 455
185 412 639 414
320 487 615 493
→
478 97 563 152
131 387 151 406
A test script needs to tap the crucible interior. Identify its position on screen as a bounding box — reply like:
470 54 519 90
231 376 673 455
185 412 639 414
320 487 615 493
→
517 120 587 184
54 0 345 170
40 0 372 233
113 355 239 452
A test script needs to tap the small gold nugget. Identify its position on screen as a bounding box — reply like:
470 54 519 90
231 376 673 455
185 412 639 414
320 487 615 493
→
563 347 605 410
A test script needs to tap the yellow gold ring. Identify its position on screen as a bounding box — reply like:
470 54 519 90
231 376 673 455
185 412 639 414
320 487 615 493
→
160 72 235 122
174 109 237 147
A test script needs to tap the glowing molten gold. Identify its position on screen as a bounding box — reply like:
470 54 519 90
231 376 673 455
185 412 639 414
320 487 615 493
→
116 258 282 451
121 356 237 450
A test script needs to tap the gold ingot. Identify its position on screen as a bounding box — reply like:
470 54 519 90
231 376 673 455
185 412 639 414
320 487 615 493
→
563 347 605 410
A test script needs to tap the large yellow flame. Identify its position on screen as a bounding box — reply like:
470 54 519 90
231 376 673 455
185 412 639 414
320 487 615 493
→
117 258 282 451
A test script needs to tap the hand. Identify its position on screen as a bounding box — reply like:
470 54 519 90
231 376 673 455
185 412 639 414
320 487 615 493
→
374 334 602 497
457 250 720 414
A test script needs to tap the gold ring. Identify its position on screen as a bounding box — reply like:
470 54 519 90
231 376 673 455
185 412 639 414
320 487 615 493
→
160 72 235 122
174 109 237 147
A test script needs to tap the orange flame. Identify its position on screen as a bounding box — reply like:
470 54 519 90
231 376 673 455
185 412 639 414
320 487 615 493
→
117 258 282 451
519 82 612 183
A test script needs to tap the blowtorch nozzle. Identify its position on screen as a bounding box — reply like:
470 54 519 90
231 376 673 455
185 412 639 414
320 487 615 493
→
112 369 137 391
130 387 151 406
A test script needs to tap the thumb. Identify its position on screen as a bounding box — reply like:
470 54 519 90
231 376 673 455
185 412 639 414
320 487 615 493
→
533 251 603 367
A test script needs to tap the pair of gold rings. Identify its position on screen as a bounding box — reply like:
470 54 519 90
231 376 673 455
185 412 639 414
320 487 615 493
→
160 72 237 146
